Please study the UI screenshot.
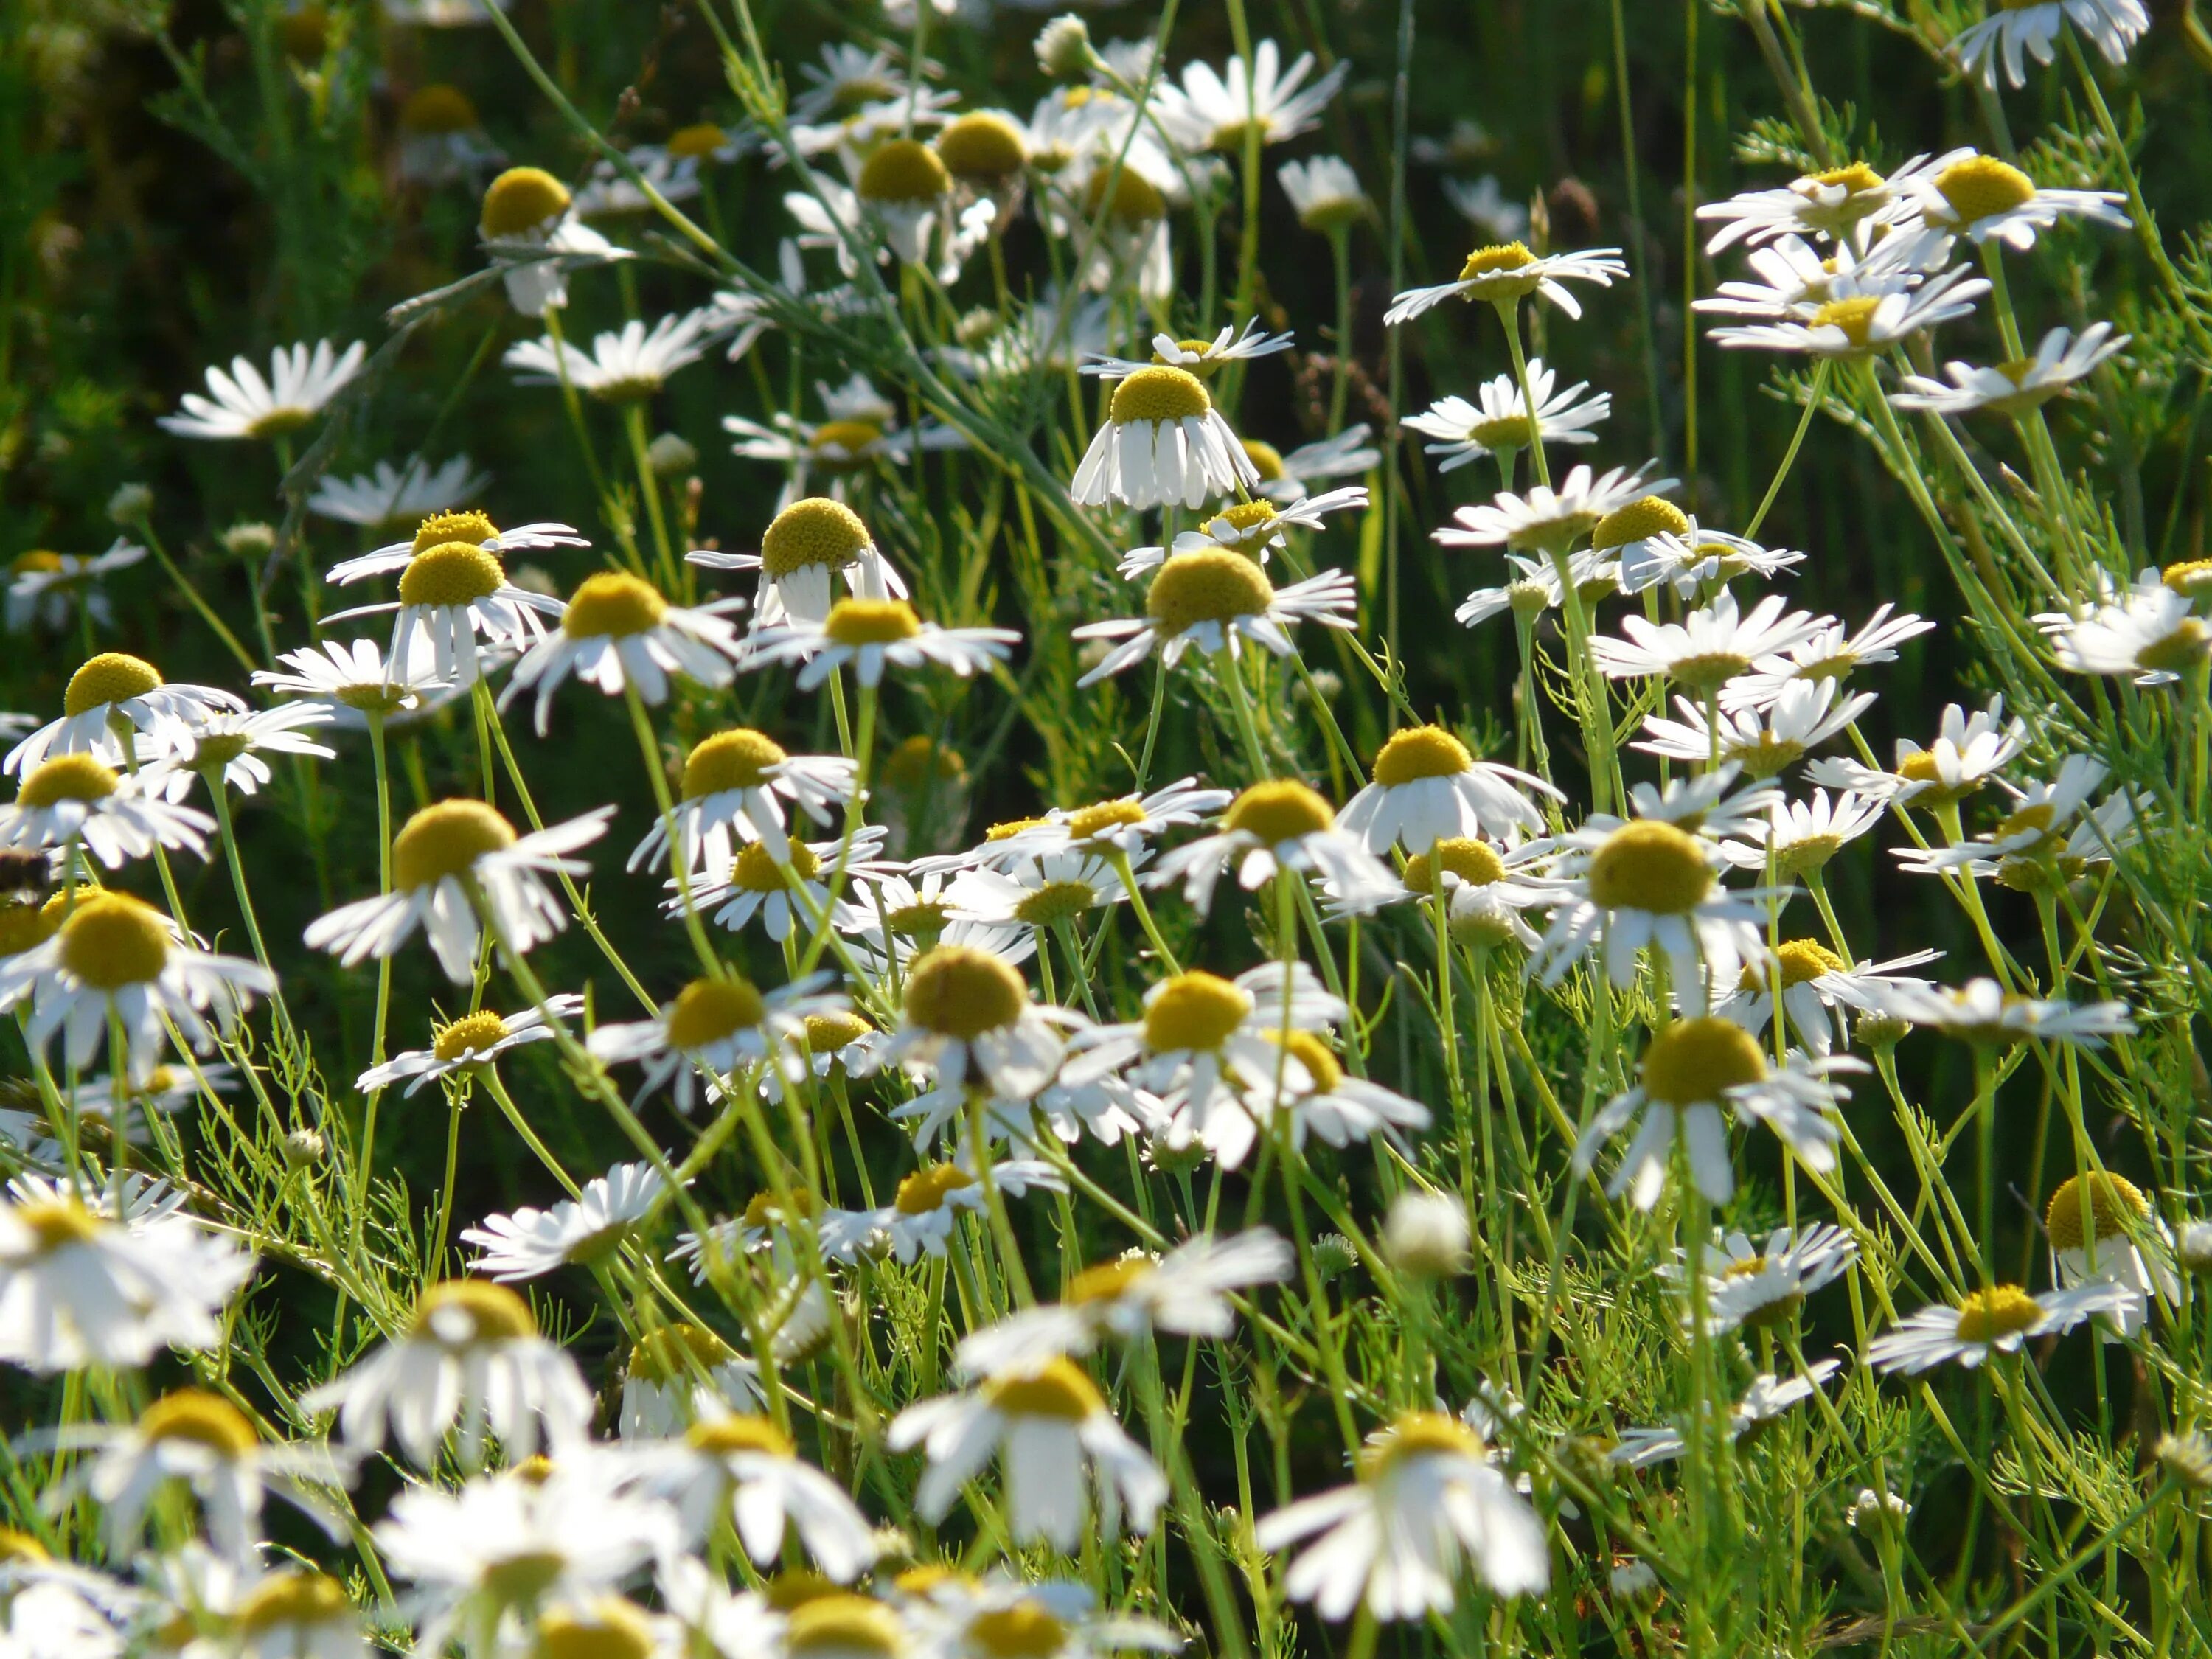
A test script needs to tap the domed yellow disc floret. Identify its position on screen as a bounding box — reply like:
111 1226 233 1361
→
1269 1027 1343 1094
741 1188 818 1231
1467 413 1536 451
857 138 951 204
138 1388 259 1458
667 122 729 161
1591 496 1691 552
13 1196 102 1253
628 1321 736 1382
563 572 668 639
762 498 872 578
894 1164 976 1215
1742 938 1846 991
810 420 886 465
731 839 818 891
432 1009 512 1064
2045 1172 2150 1253
237 1572 350 1634
1224 778 1335 844
1952 1284 2045 1343
1241 438 1285 480
1639 1015 1767 1107
663 975 770 1051
1009 878 1096 929
58 892 170 990
1359 1410 1484 1478
0 900 61 959
1403 837 1507 893
1143 970 1253 1054
684 729 790 798
1934 156 2037 224
785 1595 905 1659
824 599 922 647
481 166 572 237
1064 800 1145 842
2161 558 2212 601
535 1599 658 1659
400 541 507 608
1146 550 1275 635
936 113 1028 183
1804 161 1885 196
1371 725 1473 787
984 1355 1104 1419
17 754 119 809
1082 165 1165 224
1066 1253 1155 1304
64 652 162 716
1109 365 1210 426
686 1413 796 1458
967 1604 1069 1659
400 83 480 135
1809 296 1883 352
412 510 500 557
1586 820 1712 914
805 1010 874 1053
392 799 518 890
1895 750 1977 806
1211 500 1280 540
903 944 1029 1039
413 1278 538 1343
1457 242 1538 290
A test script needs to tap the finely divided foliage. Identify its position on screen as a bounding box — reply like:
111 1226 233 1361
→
8 1 2212 1657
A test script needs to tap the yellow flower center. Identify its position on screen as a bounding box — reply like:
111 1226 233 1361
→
237 1573 350 1634
936 113 1028 182
1242 439 1286 481
17 753 119 809
138 1388 259 1458
785 1596 905 1659
433 1009 512 1063
1804 161 1885 195
14 1197 102 1252
63 652 163 715
1639 1015 1767 1107
1457 240 1537 282
1065 1255 1155 1304
0 900 58 958
1082 165 1165 224
741 1188 818 1230
400 83 480 134
882 735 966 791
1110 365 1211 427
1747 938 1846 990
732 839 817 890
1371 724 1474 786
762 498 872 578
987 815 1046 841
1895 749 1977 805
1952 1284 2045 1343
1587 820 1711 914
535 1599 658 1659
1269 1027 1343 1093
894 1164 977 1215
1013 879 1098 928
399 540 507 608
1934 156 2037 224
667 122 729 160
58 892 171 990
1064 799 1147 842
563 572 667 639
392 799 518 890
663 975 770 1051
0 1526 49 1564
481 1551 568 1607
683 729 790 798
806 1010 873 1053
2160 558 2212 600
1214 499 1280 537
811 420 887 462
1403 837 1507 892
858 138 950 204
1142 970 1253 1054
823 599 922 647
967 1606 1068 1659
892 1565 977 1597
1776 832 1844 878
1809 296 1884 351
2136 619 2211 675
902 943 1029 1039
1359 1411 1484 1478
481 166 573 237
12 549 64 575
686 1413 796 1458
412 510 500 557
2044 1172 2150 1253
984 1356 1104 1419
1467 414 1535 451
1591 496 1691 552
627 1321 735 1382
1225 777 1335 844
412 1277 538 1343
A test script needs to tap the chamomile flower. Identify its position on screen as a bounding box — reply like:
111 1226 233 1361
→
1609 1364 1840 1468
1059 143 1182 303
722 386 967 493
1 756 215 868
944 850 1135 950
890 1359 1167 1550
1805 696 2025 804
1081 319 1295 380
1719 942 1942 1054
791 44 914 125
2043 1172 2176 1338
987 779 1233 864
899 1576 1180 1659
1573 1017 1862 1208
303 799 612 983
1590 496 1806 599
307 456 491 532
1692 229 1951 320
142 702 338 801
395 82 497 184
477 165 627 316
1069 366 1259 509
303 1278 592 1466
7 541 146 636
356 995 583 1096
954 1230 1293 1374
1696 152 1965 251
253 637 456 732
227 1568 368 1659
504 574 745 733
7 652 246 776
1235 1028 1431 1166
1453 549 1618 630
1388 241 1628 326
835 863 1032 980
1073 552 1357 686
1952 0 2148 89
503 309 722 402
1744 789 1888 880
874 942 1084 1102
2039 572 2210 686
1903 153 2127 248
462 1161 669 1281
1892 322 2129 418
1248 425 1381 504
1434 462 1660 554
1868 1281 2129 1373
619 1324 765 1439
635 1414 879 1581
1635 680 1874 779
629 728 857 874
324 514 577 687
1150 40 1346 153
1398 838 1551 952
1869 975 2135 1046
0 1175 255 1371
692 497 908 630
1150 779 1398 917
156 339 366 441
1279 156 1371 232
1592 589 1827 696
1116 490 1370 576
1895 754 2140 886
588 972 844 1111
816 1157 1066 1263
1691 1223 1860 1332
744 599 1018 691
1340 725 1561 851
688 828 891 944
1255 1412 1548 1619
1402 361 1610 473
0 891 270 1083
1708 265 1990 358
1722 605 1936 712
571 148 705 219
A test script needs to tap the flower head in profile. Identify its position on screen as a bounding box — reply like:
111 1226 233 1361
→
1 754 215 869
874 942 1083 1103
692 497 908 629
503 309 722 402
688 827 892 944
1436 463 1660 555
1397 838 1551 953
142 703 338 802
7 651 246 776
7 540 145 636
628 728 857 875
1247 425 1381 504
1806 695 2025 804
1610 1363 1840 1469
743 599 1018 691
1868 1281 2128 1373
1593 589 1827 696
1635 680 1874 779
1722 605 1935 712
1892 322 2129 419
1688 1223 1860 1333
2039 571 2211 687
1279 156 1371 233
635 1412 879 1582
1696 152 1962 251
1386 241 1627 325
504 572 745 733
1074 553 1357 687
1082 319 1295 382
1150 779 1398 917
2044 1172 2176 1338
1155 39 1346 152
982 778 1231 866
1951 0 2147 90
358 995 583 1096
1902 152 2126 249
618 1322 762 1439
1340 724 1560 851
815 1155 1066 1263
1117 488 1368 577
1717 940 1941 1054
254 637 456 731
588 971 844 1112
462 1161 669 1281
1070 366 1259 509
478 164 627 316
1708 265 1989 358
157 340 366 441
1403 361 1610 473
1867 976 2135 1048
308 456 490 532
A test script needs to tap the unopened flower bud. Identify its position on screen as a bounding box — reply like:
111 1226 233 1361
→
647 433 698 478
1846 1487 1910 1532
1310 1232 1358 1281
2178 1220 2212 1276
282 1128 326 1169
1607 1560 1659 1600
223 522 276 560
108 483 153 526
2158 1433 2212 1491
1383 1191 1470 1278
1034 14 1092 78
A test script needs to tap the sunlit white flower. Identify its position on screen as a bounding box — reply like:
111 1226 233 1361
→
1150 40 1346 153
2039 571 2209 686
357 995 583 1096
1587 495 1806 599
817 1155 1066 1263
1074 553 1357 686
891 1359 1167 1549
1622 765 1786 838
1382 838 1552 952
1403 361 1610 473
1610 1363 1840 1468
1740 788 1887 881
1868 1281 2127 1373
462 1161 668 1281
619 1323 764 1439
945 849 1136 950
688 827 892 944
1696 152 1966 251
1952 0 2147 89
477 166 627 316
897 1576 1179 1659
1070 366 1259 509
7 541 146 636
723 377 966 487
223 1566 367 1659
1055 141 1183 303
1709 265 1989 357
1117 491 1369 577
571 147 705 218
790 43 916 123
1718 940 1942 1054
2042 1172 2177 1339
1435 462 1661 554
503 308 721 402
1387 241 1627 324
1082 320 1295 381
1722 604 1936 712
589 971 844 1111
1805 695 2025 804
142 702 338 801
1892 322 2129 418
1248 425 1380 504
7 652 245 776
1340 724 1561 851
984 778 1233 866
1 755 215 868
1235 1027 1431 1168
745 599 1018 691
633 1412 878 1581
1635 679 1874 779
834 863 1032 982
1453 549 1617 630
1863 975 2135 1046
157 339 365 441
1686 1223 1860 1332
304 799 611 982
1894 754 2141 886
692 495 911 630
324 513 578 688
1256 1412 1548 1619
1692 229 1951 320
872 942 1084 1103
1279 155 1370 232
1150 779 1397 917
307 456 491 531
630 728 857 874
504 574 745 734
1902 152 2127 249
1593 589 1827 695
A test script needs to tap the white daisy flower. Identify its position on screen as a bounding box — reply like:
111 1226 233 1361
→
691 496 908 630
1247 425 1381 504
1116 490 1368 578
1453 549 1618 630
984 778 1233 866
1721 604 1936 712
834 863 1033 981
1717 940 1943 1054
1150 39 1346 153
1688 1223 1860 1332
356 995 584 1096
572 147 705 218
1383 837 1552 950
633 1413 878 1581
1573 1016 1863 1208
1609 1363 1840 1468
815 1155 1066 1264
1893 754 2131 883
744 599 1018 691
333 507 589 582
1586 495 1806 599
307 456 491 532
1056 143 1183 304
1434 462 1662 554
1952 0 2148 89
7 540 146 636
1868 1281 2128 1373
720 381 965 489
1634 679 1874 779
1891 322 2130 418
1073 552 1357 686
1902 152 2127 249
0 1175 254 1371
954 1230 1293 1375
1696 152 1966 252
897 1576 1180 1659
1255 1412 1548 1620
226 1568 368 1659
1708 265 1989 358
1621 765 1786 838
890 1358 1167 1550
790 43 914 123
1804 695 2025 805
303 798 612 983
1692 229 1952 320
1402 360 1610 473
477 166 627 317
1279 155 1371 232
142 702 338 801
504 574 745 734
1386 240 1628 325
1150 779 1398 917
1742 788 1888 880
1864 975 2135 1046
1231 1027 1431 1168
1069 366 1259 509
156 338 365 441
1081 319 1295 381
1340 723 1561 852
588 971 844 1111
944 849 1137 948
628 728 857 875
503 308 722 403
2039 571 2210 686
1 754 215 868
0 891 269 1083
2043 1172 2177 1339
687 827 892 945
462 1161 669 1280
303 1278 592 1467
7 651 246 776
252 637 457 731
619 1323 764 1439
872 942 1085 1102
1591 588 1827 696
